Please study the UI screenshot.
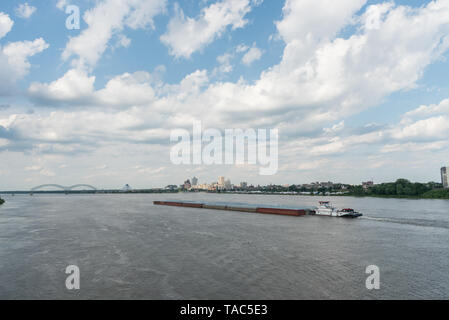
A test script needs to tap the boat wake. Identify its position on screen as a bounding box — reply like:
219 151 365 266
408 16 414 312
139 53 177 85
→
361 216 449 230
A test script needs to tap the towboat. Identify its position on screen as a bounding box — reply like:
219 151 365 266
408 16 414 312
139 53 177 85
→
315 201 362 218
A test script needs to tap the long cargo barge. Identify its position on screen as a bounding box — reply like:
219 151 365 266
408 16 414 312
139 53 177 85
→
153 200 316 217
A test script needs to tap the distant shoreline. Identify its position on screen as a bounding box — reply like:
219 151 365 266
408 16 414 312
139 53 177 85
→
1 190 448 200
206 191 449 200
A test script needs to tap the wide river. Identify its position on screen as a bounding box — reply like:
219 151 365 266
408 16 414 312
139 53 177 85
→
0 193 448 299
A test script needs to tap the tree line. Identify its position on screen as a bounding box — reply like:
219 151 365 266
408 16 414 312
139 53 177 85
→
347 179 448 198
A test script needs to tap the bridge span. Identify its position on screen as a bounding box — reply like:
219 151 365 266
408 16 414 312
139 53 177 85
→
31 184 97 192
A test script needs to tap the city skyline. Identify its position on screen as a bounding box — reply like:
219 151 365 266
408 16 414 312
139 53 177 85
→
1 0 449 189
0 172 445 192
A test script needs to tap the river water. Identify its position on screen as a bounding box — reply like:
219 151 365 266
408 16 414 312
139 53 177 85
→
0 193 448 299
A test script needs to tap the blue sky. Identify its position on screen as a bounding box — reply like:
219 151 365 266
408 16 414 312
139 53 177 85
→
1 0 285 86
1 0 449 189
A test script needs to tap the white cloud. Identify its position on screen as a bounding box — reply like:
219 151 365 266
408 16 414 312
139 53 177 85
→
213 42 263 76
310 138 345 155
323 121 345 134
381 141 448 154
236 44 249 53
0 12 14 39
125 0 167 30
360 2 394 31
4 0 449 187
56 0 68 11
0 38 49 95
276 0 366 45
25 165 43 171
2 38 49 75
298 96 449 158
42 0 449 131
62 0 166 68
296 159 329 171
95 71 156 107
0 138 9 147
29 69 159 107
214 52 234 75
15 3 36 19
25 1 449 127
403 98 449 120
160 0 259 58
382 98 449 146
274 94 449 174
115 34 131 48
28 68 95 104
392 116 449 141
205 0 449 128
24 163 55 177
241 43 263 65
40 168 56 177
134 166 166 174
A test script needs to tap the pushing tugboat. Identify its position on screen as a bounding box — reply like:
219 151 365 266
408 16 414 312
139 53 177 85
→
314 201 363 218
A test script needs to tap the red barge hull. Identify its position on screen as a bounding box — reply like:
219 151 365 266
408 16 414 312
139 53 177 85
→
256 207 306 216
153 201 314 217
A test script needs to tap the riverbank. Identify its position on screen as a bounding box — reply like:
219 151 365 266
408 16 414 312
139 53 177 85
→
341 188 449 200
3 189 448 200
180 190 449 200
340 193 449 200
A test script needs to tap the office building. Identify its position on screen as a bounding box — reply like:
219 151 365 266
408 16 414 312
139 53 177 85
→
441 167 449 188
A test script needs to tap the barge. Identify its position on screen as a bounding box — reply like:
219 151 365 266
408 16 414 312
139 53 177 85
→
154 200 363 218
154 200 314 217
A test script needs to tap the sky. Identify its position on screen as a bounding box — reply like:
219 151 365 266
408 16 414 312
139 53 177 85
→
1 0 449 190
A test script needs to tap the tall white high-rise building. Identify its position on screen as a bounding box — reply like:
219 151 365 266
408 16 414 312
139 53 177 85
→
218 176 225 186
441 167 449 188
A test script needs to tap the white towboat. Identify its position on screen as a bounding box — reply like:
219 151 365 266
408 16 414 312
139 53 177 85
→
314 201 362 218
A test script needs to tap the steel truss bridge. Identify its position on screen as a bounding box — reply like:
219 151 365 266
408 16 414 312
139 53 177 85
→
30 184 97 192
